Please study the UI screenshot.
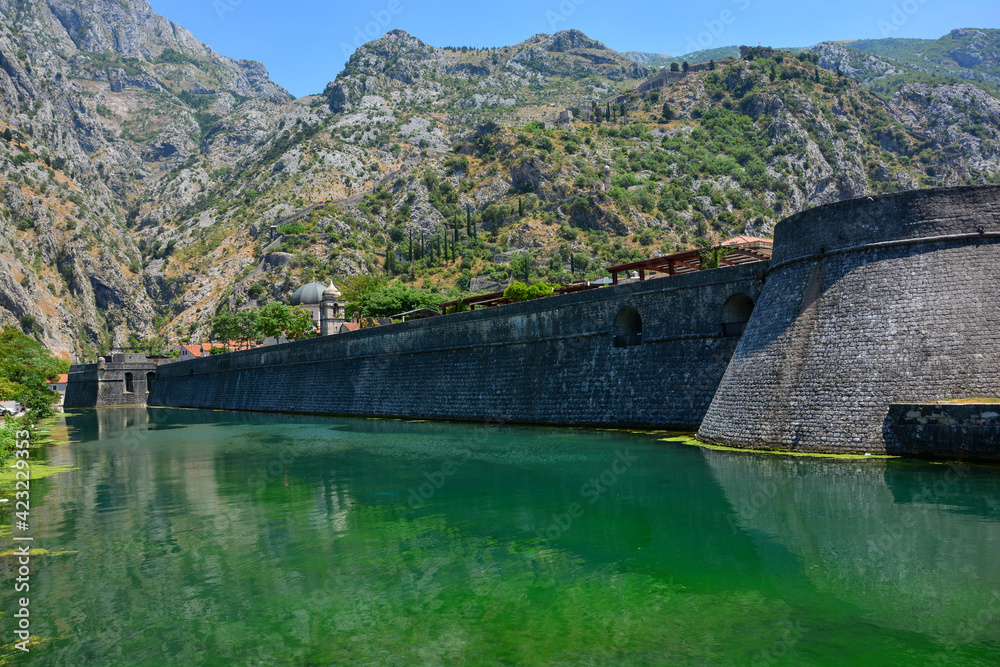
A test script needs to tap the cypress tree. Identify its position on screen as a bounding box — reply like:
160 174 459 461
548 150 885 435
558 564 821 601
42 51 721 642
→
518 198 523 217
408 228 413 263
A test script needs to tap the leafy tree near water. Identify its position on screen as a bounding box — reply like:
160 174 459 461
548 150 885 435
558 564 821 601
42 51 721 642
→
211 310 259 349
256 302 316 341
0 326 67 420
212 303 316 348
0 326 68 460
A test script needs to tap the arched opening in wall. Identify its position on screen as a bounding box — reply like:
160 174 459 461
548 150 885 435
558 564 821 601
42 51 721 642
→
146 372 156 394
721 294 755 337
124 372 134 394
614 307 643 348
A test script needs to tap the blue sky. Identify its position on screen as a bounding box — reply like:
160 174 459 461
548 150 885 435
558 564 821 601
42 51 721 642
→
148 0 999 98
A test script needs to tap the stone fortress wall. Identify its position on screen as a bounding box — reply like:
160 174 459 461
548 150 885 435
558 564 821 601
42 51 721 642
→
70 185 1000 456
698 184 1000 453
146 263 767 428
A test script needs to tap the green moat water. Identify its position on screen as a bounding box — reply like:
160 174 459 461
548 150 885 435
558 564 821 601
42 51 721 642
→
4 408 1000 665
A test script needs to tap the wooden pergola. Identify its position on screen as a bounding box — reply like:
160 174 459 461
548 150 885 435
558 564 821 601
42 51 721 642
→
607 236 773 285
437 282 604 315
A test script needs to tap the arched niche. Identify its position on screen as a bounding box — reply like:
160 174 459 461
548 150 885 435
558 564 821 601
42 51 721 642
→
614 306 643 348
721 294 755 337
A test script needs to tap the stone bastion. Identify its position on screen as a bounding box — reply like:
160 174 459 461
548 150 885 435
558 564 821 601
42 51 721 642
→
698 184 1000 454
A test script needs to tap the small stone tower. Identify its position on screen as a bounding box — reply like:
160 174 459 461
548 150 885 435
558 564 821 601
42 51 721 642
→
593 165 612 193
320 282 344 336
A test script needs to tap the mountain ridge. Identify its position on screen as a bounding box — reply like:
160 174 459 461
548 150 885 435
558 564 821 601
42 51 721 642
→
0 0 997 361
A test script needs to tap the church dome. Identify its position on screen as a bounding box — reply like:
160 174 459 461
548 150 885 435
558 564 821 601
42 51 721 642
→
290 283 327 305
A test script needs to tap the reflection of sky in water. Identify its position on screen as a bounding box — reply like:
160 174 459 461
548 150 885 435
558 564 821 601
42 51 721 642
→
4 408 999 665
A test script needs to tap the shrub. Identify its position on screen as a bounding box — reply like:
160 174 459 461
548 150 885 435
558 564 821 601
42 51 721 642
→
277 221 307 235
503 282 555 302
444 155 469 174
503 282 529 302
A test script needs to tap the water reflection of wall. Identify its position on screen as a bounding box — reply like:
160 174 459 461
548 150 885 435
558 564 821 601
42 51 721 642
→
703 449 1000 641
64 407 152 441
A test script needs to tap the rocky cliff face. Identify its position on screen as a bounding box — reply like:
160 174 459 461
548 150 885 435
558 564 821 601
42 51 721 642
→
0 0 290 358
325 29 648 114
0 2 997 361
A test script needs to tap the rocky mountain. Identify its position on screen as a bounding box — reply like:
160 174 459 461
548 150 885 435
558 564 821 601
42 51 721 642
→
0 0 290 359
624 51 673 65
682 30 1000 98
0 0 997 362
849 29 1000 86
809 32 1000 100
325 29 647 115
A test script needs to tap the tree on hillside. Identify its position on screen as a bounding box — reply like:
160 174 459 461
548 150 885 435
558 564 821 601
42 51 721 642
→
670 62 679 72
342 275 386 307
510 251 533 283
384 244 396 273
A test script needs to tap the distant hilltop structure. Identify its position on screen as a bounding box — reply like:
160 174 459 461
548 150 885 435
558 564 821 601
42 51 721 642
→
593 165 612 192
68 185 1000 459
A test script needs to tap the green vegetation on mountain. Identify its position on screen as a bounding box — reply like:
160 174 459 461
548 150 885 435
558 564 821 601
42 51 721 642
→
850 29 1000 84
810 31 1000 100
0 2 997 360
